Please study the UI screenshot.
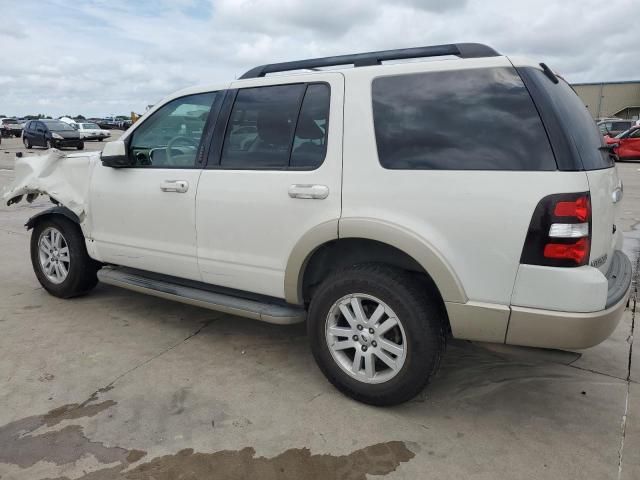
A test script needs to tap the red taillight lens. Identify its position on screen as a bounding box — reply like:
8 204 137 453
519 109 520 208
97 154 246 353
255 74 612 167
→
520 192 592 267
554 196 590 222
543 238 590 264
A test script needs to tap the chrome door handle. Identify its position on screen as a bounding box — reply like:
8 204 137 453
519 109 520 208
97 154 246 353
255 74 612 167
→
288 184 329 200
160 180 189 193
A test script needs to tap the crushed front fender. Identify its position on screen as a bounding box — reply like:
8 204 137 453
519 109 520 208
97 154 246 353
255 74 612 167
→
2 150 99 221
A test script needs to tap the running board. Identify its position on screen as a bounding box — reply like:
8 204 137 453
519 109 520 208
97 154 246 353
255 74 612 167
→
97 267 306 325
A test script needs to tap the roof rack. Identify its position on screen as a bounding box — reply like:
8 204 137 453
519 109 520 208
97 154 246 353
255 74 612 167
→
239 43 500 79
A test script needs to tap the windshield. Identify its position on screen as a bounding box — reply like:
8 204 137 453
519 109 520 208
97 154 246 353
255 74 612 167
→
83 123 100 129
44 121 75 131
610 121 632 132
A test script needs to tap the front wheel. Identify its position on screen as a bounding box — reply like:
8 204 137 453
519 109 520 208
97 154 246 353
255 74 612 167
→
77 142 84 150
30 217 100 298
46 139 53 149
23 137 32 149
308 264 445 406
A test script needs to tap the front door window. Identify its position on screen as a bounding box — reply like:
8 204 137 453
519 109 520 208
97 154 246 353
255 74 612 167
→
129 92 219 168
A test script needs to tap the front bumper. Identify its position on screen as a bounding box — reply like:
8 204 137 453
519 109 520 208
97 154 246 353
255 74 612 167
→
505 250 633 349
52 138 83 148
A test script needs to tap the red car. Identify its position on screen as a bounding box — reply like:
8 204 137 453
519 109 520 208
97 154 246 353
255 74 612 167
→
604 126 640 160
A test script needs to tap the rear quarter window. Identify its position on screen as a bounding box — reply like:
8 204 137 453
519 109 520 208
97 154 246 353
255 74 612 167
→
372 67 556 170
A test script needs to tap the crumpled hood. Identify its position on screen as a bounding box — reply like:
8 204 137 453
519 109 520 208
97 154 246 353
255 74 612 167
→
2 149 100 220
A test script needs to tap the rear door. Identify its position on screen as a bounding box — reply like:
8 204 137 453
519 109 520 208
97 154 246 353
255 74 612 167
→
196 73 344 299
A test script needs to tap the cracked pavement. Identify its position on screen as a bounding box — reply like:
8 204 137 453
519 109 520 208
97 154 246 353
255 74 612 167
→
0 138 639 479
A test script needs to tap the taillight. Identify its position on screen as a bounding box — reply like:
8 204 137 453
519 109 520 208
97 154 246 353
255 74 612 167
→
520 192 591 267
554 196 590 222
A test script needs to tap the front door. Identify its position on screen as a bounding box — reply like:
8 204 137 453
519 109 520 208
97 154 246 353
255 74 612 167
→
88 91 221 281
196 73 344 299
618 128 640 159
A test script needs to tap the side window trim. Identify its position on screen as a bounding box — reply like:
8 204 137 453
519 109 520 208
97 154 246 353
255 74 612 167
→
285 85 309 167
195 90 226 168
206 82 331 171
205 89 238 168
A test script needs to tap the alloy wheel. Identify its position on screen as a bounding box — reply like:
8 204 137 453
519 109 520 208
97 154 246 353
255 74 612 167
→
325 293 407 384
38 227 70 284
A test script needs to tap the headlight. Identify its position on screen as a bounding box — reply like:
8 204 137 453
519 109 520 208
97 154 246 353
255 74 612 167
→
52 133 63 139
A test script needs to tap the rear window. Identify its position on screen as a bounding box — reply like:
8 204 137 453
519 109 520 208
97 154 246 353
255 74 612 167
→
2 119 18 124
527 69 612 170
372 67 556 170
612 121 632 131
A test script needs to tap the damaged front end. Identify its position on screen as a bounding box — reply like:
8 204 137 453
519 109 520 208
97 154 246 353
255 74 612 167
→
2 150 99 222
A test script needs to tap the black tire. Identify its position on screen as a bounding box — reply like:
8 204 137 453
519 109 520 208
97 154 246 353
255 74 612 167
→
307 263 445 406
77 142 84 150
30 216 100 298
23 137 31 149
98 138 103 142
14 133 21 138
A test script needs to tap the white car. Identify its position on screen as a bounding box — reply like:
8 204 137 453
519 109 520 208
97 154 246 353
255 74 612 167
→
75 122 111 141
3 43 632 405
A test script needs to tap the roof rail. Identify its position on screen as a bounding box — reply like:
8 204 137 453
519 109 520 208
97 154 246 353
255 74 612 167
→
239 43 500 79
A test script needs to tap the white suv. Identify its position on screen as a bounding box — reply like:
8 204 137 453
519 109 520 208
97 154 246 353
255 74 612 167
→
4 43 633 405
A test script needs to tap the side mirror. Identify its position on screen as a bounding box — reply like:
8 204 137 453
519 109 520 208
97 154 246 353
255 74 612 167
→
101 140 132 168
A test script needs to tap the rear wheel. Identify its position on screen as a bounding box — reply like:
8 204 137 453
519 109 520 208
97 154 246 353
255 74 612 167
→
308 264 445 406
77 142 84 150
30 217 100 298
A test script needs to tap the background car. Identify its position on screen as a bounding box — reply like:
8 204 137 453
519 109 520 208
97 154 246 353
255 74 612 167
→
597 118 633 137
607 126 640 160
75 122 111 141
96 118 118 129
0 118 23 137
22 119 84 150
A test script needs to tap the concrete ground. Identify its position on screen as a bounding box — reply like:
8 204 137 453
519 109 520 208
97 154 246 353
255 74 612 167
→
0 133 639 479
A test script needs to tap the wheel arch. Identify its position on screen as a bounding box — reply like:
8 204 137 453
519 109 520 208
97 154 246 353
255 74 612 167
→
284 218 467 306
26 206 81 231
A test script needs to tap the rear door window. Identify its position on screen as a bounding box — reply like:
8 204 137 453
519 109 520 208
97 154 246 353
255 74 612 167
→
219 83 330 170
372 67 556 170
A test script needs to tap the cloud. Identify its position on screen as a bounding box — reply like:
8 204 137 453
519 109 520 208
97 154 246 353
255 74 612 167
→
0 0 638 117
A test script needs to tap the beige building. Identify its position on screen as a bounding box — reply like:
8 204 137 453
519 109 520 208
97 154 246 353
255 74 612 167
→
573 81 640 120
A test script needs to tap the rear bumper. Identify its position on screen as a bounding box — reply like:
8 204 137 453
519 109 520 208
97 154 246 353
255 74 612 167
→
505 250 633 349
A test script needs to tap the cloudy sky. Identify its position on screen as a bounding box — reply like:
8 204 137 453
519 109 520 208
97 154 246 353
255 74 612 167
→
0 0 638 117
